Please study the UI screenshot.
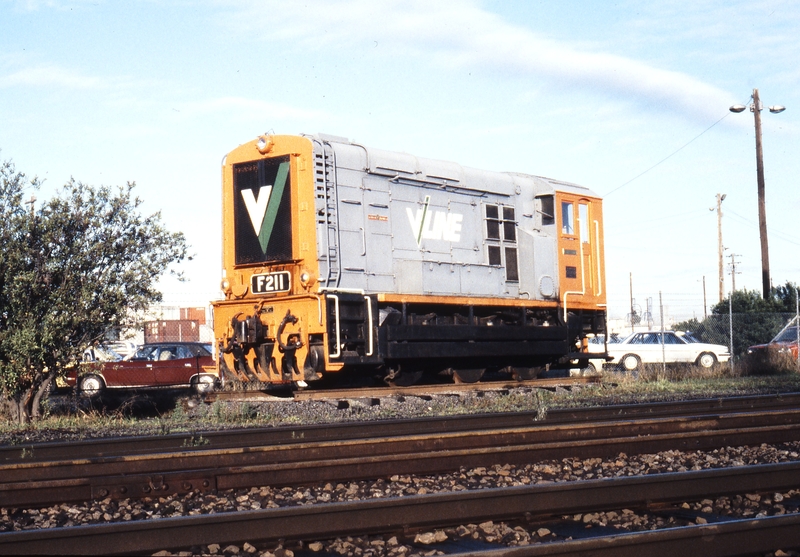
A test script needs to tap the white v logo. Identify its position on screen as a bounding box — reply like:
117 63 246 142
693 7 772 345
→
241 186 273 235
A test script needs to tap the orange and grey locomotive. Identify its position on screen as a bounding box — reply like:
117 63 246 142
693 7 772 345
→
212 133 606 387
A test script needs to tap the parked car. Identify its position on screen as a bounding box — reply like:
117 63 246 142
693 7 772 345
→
576 333 628 375
607 331 730 372
66 342 218 396
747 321 799 360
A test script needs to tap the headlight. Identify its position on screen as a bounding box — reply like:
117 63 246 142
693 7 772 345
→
299 270 316 287
256 135 274 154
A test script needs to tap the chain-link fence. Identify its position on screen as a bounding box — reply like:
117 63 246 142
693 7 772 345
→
608 291 800 375
675 312 799 374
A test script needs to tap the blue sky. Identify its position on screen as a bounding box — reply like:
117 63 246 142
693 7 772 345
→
2 0 799 324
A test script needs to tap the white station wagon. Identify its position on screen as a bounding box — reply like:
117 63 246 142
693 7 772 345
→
607 331 730 372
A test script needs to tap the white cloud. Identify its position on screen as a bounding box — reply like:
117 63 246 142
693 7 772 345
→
0 65 102 89
220 0 736 120
178 97 326 121
9 0 99 11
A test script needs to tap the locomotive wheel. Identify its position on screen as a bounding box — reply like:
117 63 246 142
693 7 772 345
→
511 367 542 381
387 370 423 387
453 368 485 384
581 362 598 376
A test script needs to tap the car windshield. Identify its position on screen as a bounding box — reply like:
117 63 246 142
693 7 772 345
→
773 326 799 344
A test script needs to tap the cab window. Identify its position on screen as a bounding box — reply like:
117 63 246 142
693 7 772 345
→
561 202 574 235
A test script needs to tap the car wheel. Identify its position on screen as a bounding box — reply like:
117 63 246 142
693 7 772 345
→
620 354 641 372
79 375 105 397
581 362 598 376
192 375 217 394
697 352 717 369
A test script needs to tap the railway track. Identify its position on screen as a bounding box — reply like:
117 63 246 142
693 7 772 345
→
201 375 603 404
5 392 800 465
2 393 800 510
2 461 799 555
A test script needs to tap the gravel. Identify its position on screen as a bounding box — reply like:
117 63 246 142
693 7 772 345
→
3 441 800 556
5 379 800 556
5 374 800 445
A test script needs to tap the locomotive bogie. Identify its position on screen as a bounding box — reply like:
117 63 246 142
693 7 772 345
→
212 133 607 386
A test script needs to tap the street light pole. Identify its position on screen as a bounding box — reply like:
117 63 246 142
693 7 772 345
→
730 88 785 300
752 89 771 300
711 193 726 302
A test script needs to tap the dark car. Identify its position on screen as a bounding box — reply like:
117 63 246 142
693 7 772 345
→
747 322 799 360
67 342 218 396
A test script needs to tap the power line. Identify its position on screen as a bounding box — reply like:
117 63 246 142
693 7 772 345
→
726 208 800 247
604 111 732 197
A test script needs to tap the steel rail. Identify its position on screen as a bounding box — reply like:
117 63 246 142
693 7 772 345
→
4 392 800 465
290 376 602 401
1 461 799 555
456 515 800 557
204 377 601 404
2 407 800 508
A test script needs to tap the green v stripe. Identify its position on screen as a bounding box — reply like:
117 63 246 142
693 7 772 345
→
258 161 289 253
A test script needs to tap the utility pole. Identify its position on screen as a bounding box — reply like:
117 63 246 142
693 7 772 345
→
753 89 771 300
729 253 741 293
702 276 708 320
711 193 726 302
24 195 36 216
730 89 785 300
629 273 634 333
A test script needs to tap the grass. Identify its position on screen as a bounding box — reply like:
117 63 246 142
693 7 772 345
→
2 373 800 445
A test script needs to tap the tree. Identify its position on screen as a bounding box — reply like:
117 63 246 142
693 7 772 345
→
0 159 188 423
707 286 798 357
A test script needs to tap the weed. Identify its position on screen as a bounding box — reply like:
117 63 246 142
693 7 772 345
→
740 349 799 376
4 375 800 445
170 403 187 423
182 435 209 447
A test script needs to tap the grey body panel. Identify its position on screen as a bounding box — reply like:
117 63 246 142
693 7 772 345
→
308 135 598 302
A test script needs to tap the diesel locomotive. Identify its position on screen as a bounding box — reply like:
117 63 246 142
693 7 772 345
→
212 133 607 387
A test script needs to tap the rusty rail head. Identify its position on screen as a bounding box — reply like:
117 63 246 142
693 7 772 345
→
5 392 800 466
1 462 800 555
3 403 800 509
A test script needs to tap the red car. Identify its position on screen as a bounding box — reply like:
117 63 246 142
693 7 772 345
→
747 322 799 360
67 342 218 396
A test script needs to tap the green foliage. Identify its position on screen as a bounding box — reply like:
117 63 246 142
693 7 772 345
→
675 285 799 362
711 284 799 315
715 288 798 357
0 158 188 422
